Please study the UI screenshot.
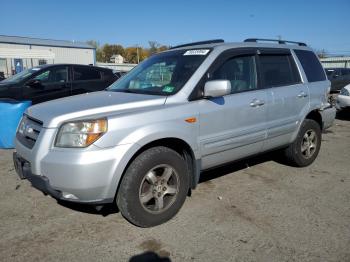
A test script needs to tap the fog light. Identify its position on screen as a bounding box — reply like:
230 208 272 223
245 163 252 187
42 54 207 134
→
62 192 78 200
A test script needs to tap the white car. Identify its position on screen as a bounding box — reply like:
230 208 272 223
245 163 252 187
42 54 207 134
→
336 84 350 110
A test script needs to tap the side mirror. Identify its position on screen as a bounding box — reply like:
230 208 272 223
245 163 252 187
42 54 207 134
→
26 79 42 88
204 80 231 98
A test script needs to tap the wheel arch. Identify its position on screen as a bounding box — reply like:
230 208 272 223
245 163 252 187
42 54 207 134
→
113 137 200 202
290 109 323 144
305 110 323 129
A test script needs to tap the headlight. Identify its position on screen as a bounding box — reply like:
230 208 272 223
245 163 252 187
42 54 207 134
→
55 118 107 148
340 88 349 96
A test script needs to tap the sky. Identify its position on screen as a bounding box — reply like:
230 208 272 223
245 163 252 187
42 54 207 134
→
1 0 349 55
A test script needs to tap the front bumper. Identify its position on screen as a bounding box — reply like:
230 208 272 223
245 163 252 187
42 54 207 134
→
14 133 138 204
13 152 114 204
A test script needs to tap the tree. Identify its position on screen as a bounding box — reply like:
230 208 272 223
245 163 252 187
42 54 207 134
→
316 49 328 58
124 47 148 64
87 40 169 63
86 40 103 62
100 44 125 63
148 41 160 55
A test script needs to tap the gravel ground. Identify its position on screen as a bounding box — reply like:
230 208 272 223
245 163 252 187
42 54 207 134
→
0 113 349 262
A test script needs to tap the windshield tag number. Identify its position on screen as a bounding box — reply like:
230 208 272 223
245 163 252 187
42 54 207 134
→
183 49 210 56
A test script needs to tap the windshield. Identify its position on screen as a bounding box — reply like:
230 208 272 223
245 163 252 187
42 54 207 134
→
107 49 211 96
1 67 41 83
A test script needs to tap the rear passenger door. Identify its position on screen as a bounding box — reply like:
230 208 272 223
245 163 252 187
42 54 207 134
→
258 49 308 151
198 49 268 170
71 66 104 95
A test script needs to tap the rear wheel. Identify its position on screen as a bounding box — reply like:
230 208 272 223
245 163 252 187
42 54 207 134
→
284 119 321 167
117 146 189 227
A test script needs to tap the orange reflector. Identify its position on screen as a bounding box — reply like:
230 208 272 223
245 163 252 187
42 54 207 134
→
185 117 197 123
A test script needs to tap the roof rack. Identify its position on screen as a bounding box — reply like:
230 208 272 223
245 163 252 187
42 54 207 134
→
244 38 307 46
170 39 224 49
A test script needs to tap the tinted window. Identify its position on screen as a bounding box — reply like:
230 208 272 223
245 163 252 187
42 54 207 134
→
294 50 326 82
210 55 257 93
341 69 350 76
74 67 101 81
325 69 335 77
34 67 69 83
259 55 300 87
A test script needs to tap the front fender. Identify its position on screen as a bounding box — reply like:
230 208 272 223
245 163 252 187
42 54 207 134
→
100 121 200 199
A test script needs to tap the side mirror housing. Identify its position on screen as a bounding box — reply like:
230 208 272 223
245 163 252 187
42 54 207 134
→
26 79 42 88
204 80 231 98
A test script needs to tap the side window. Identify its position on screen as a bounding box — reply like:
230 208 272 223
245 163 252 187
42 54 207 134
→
52 67 69 82
259 55 300 88
34 70 50 82
294 50 326 82
33 67 68 83
210 55 257 93
73 67 101 81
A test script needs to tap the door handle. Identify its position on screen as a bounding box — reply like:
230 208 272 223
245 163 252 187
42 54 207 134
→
250 99 265 107
297 91 308 98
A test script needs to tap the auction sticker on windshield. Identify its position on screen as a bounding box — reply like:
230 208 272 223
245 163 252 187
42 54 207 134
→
183 49 210 56
162 86 175 93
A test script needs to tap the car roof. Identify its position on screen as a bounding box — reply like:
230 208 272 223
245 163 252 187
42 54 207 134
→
169 40 313 53
34 64 112 72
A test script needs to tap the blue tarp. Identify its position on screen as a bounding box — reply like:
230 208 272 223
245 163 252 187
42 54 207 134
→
0 100 31 149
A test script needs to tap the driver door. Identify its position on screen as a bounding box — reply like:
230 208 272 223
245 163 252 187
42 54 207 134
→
22 66 71 104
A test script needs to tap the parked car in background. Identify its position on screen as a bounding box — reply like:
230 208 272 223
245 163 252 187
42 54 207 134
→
113 70 128 79
325 68 350 93
0 71 5 81
14 39 335 227
0 64 119 104
336 84 350 110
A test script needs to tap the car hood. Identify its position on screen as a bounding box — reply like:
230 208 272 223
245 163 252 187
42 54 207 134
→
0 82 14 88
26 91 167 128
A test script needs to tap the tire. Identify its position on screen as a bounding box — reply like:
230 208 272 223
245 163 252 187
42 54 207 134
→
284 119 322 167
117 146 189 227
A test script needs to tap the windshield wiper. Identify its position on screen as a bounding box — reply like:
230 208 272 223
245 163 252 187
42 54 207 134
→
109 89 142 93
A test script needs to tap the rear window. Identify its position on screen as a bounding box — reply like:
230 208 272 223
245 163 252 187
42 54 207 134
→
294 50 326 82
73 67 101 81
259 55 301 88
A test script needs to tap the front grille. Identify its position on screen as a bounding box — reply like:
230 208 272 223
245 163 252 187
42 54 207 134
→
16 115 43 149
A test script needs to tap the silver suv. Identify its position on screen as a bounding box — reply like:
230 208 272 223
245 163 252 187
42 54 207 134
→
13 39 336 227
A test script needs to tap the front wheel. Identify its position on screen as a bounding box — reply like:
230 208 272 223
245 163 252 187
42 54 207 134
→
284 119 322 167
117 146 189 227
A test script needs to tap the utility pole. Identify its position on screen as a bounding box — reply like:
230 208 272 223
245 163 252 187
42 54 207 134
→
136 45 140 64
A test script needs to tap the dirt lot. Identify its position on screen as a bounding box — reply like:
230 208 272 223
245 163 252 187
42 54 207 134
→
0 113 349 262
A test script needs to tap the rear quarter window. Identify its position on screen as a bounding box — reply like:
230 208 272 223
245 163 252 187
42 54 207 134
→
294 50 326 82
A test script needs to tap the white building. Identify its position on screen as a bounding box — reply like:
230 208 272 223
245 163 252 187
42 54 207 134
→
110 54 124 64
0 35 95 77
320 57 350 68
